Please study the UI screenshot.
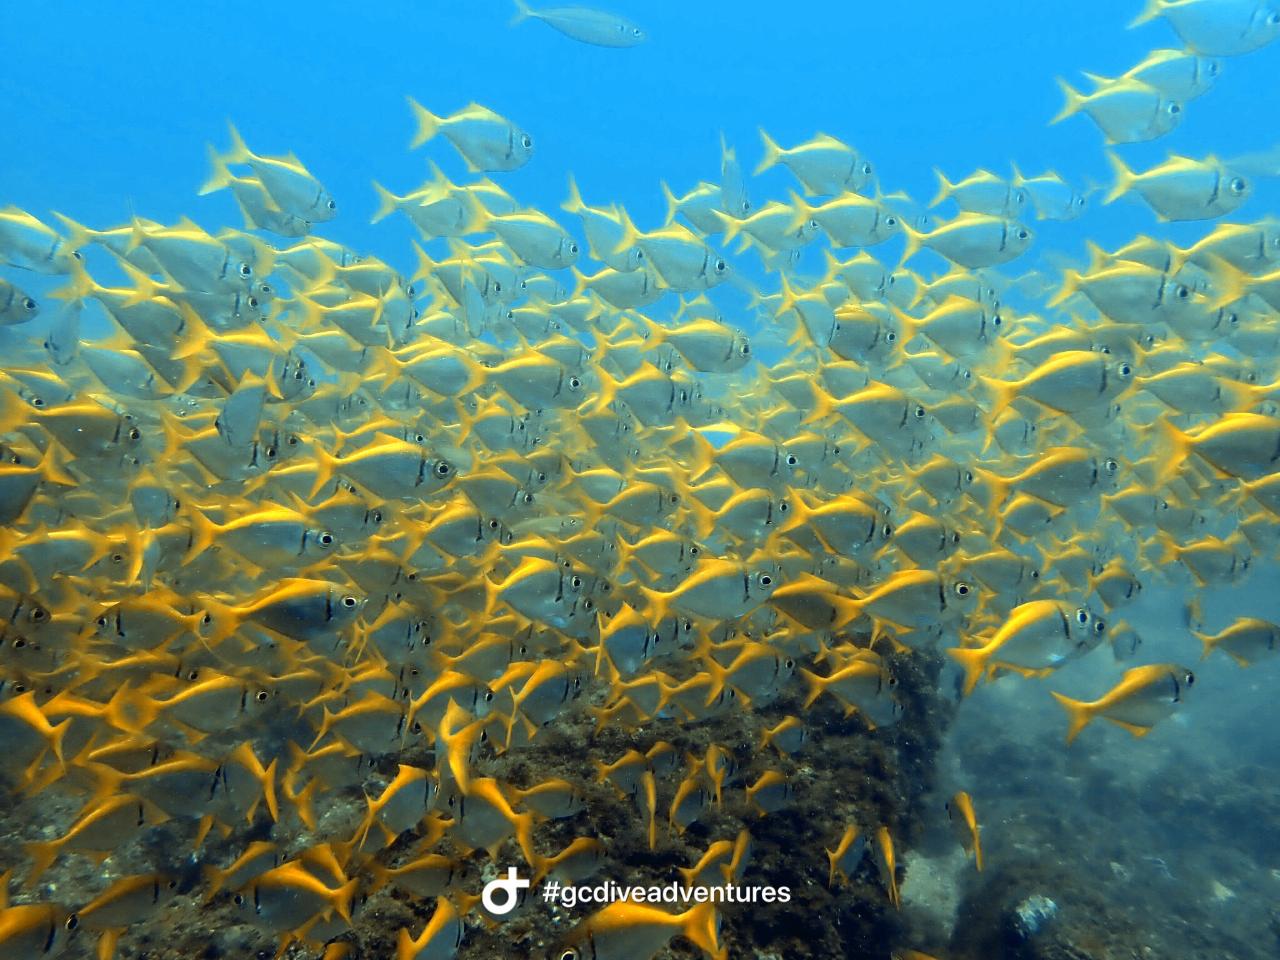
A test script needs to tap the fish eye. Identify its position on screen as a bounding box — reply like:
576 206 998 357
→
964 470 974 483
65 914 79 930
1167 102 1181 115
1175 285 1190 300
882 523 893 537
807 218 819 230
522 492 534 504
287 435 298 445
238 263 252 278
1031 568 1040 579
1105 459 1118 472
739 342 751 356
886 331 898 343
885 216 898 226
786 454 797 465
1184 670 1195 685
31 607 46 623
128 427 141 440
12 637 26 648
22 297 37 310
570 575 582 589
265 446 277 459
954 581 971 596
951 531 961 543
521 134 533 149
913 405 926 419
1016 228 1029 240
1075 608 1090 624
31 396 43 406
779 500 790 513
187 669 200 681
247 296 260 309
569 242 579 255
568 376 582 390
759 574 772 586
435 461 452 477
202 612 212 624
1093 619 1107 635
632 26 642 36
583 598 594 611
319 532 334 545
689 544 700 556
714 259 727 273
233 894 245 906
488 518 499 529
560 951 579 960
327 199 337 210
95 616 108 627
992 314 1003 327
1230 177 1247 194
255 690 269 702
1118 362 1132 377
342 595 358 607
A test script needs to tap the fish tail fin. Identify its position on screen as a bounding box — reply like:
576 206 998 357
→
973 833 985 871
1046 267 1080 308
659 180 680 226
1192 628 1216 661
680 901 726 960
510 0 534 25
929 168 954 208
978 374 1016 419
1203 254 1247 310
369 181 399 224
610 205 642 258
755 127 782 175
102 682 158 735
225 121 250 164
52 211 94 258
199 143 232 196
407 97 441 150
1050 78 1084 125
562 173 585 215
899 219 923 264
1103 151 1134 205
1050 690 1093 744
183 506 219 564
1153 417 1192 485
945 644 988 697
799 668 826 709
712 207 742 245
515 811 537 866
1129 0 1165 27
23 840 60 887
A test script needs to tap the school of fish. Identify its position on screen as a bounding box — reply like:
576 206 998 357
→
2 1 1280 958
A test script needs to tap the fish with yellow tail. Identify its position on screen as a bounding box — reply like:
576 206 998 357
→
1051 664 1196 744
946 791 984 871
947 600 1107 695
1194 616 1279 667
396 896 464 960
544 899 726 960
874 825 900 909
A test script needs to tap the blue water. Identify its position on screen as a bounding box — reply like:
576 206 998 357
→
7 0 1280 264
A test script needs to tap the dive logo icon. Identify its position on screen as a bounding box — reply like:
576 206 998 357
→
482 866 531 916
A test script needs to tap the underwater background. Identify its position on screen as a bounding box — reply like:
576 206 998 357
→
2 1 1280 959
